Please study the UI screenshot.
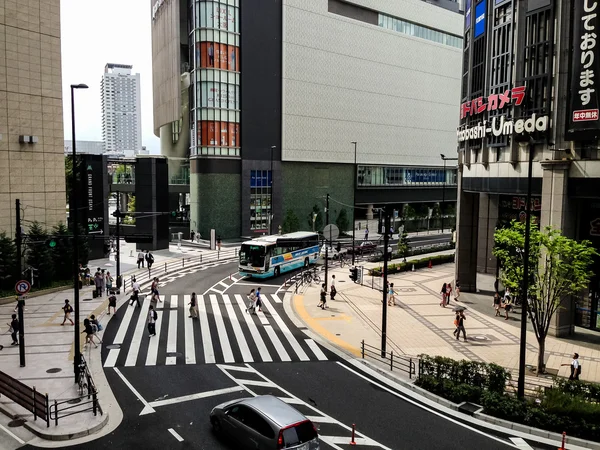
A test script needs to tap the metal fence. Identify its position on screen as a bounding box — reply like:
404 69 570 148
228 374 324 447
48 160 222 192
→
360 340 416 379
123 247 238 292
0 370 49 427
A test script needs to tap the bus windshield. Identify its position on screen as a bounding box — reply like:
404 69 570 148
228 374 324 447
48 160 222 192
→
239 244 267 267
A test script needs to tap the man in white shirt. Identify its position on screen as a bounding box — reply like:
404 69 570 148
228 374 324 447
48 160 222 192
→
563 353 581 380
129 278 141 307
137 250 145 269
147 305 157 336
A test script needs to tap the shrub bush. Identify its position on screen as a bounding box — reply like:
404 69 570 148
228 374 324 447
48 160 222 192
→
368 254 455 277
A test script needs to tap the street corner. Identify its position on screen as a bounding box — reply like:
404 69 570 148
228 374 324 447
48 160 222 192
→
291 292 362 358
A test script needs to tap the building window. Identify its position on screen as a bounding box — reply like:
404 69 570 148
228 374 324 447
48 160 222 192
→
378 13 463 48
196 42 239 71
198 121 239 147
250 170 272 231
357 165 457 187
196 1 239 33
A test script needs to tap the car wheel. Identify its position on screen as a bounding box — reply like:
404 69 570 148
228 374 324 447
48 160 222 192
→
274 266 280 277
211 417 222 434
304 258 309 268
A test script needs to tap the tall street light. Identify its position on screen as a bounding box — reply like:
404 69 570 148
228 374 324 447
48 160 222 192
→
440 154 458 233
351 141 357 266
71 83 88 383
270 145 276 235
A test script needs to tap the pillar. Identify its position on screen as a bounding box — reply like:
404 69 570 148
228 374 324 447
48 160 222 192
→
455 176 479 292
476 194 499 292
366 204 374 220
540 160 575 337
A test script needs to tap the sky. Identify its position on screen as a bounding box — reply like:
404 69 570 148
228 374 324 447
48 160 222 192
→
60 0 160 154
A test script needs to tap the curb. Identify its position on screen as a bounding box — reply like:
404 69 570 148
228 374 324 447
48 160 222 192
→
283 290 600 450
0 285 71 305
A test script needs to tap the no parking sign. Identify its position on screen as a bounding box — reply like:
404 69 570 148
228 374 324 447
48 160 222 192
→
15 280 31 295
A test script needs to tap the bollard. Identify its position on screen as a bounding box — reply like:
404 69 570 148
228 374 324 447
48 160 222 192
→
558 431 566 450
164 262 167 272
230 273 232 281
428 259 432 269
350 423 357 446
412 264 415 272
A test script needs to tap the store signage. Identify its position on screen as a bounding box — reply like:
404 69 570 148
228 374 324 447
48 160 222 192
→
474 0 487 37
83 157 105 235
465 0 472 29
457 113 549 142
566 0 600 138
460 86 526 119
498 195 541 227
152 0 169 21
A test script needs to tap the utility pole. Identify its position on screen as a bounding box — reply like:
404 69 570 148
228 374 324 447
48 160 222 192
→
324 194 330 292
381 209 390 358
351 142 357 266
15 199 25 367
116 195 121 292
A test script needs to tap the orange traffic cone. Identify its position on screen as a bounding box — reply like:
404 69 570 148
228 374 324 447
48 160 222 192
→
558 431 566 450
428 260 432 269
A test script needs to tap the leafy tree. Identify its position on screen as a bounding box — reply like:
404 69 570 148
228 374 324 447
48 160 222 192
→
336 209 350 234
307 205 323 232
65 155 73 203
77 225 90 267
124 195 136 225
397 231 410 258
282 209 300 233
493 221 597 374
402 204 416 220
25 222 54 287
416 203 430 218
432 203 442 218
0 232 17 291
50 222 74 281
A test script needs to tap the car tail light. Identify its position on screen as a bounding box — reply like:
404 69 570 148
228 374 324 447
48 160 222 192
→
312 421 318 436
277 430 283 449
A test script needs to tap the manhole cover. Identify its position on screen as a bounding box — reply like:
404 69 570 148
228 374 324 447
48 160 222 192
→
166 352 182 357
473 335 488 341
7 419 25 428
106 344 121 350
46 368 62 373
67 398 82 404
82 298 93 302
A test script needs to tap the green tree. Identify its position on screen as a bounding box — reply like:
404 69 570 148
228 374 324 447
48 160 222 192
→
307 205 323 232
493 221 597 373
0 232 17 291
124 195 136 225
50 222 74 281
65 155 73 203
25 222 54 287
282 209 300 233
336 208 350 234
432 203 442 218
402 204 416 220
397 231 410 258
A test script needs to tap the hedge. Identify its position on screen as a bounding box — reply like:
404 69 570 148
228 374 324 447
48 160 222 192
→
368 242 455 263
415 355 600 442
368 254 455 277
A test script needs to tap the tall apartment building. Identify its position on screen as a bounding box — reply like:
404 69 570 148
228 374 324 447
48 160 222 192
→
0 0 66 237
101 63 142 155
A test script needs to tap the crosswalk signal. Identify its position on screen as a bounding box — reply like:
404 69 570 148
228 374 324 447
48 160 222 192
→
47 239 56 248
349 267 358 282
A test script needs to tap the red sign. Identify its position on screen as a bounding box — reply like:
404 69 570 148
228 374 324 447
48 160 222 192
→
460 86 527 119
573 109 599 122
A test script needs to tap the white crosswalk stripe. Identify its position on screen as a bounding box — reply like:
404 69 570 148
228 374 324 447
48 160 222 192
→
105 292 330 367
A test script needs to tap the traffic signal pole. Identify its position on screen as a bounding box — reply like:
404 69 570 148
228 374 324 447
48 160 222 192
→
324 194 330 292
381 211 391 358
116 195 121 292
15 199 25 367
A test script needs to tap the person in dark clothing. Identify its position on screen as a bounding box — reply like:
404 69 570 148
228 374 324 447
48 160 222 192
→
8 314 19 345
455 311 467 341
145 251 155 270
82 319 98 348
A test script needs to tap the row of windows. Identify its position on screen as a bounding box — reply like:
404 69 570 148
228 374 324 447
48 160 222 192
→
191 29 239 47
197 81 239 110
197 121 239 147
195 68 239 84
250 171 272 230
195 108 239 123
378 13 463 49
191 146 240 157
193 1 239 33
195 42 239 72
357 166 458 187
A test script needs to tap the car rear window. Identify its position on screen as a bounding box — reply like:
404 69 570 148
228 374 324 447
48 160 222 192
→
282 421 317 447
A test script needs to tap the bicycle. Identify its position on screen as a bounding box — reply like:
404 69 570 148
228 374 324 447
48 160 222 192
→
77 362 88 397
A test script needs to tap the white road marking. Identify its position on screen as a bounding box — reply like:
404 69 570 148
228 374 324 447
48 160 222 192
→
217 364 256 373
149 387 244 408
0 423 25 444
270 293 282 304
509 437 534 449
210 294 234 362
170 294 178 309
233 294 272 362
222 294 253 362
166 356 176 365
184 295 195 364
197 295 215 363
113 367 155 415
235 379 275 387
103 348 119 368
263 325 291 362
145 311 163 366
168 428 184 442
166 309 178 364
113 301 136 344
305 338 328 361
261 296 309 361
125 298 151 366
218 281 229 289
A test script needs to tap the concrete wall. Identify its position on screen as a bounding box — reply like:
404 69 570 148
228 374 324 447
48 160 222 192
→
281 0 462 166
0 0 66 237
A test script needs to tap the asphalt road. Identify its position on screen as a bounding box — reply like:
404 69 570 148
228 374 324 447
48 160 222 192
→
15 259 546 450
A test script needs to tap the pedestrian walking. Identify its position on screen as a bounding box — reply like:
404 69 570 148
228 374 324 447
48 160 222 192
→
148 305 158 336
151 277 162 302
61 299 74 325
189 292 198 318
89 314 103 343
454 280 461 301
137 250 145 269
105 271 113 295
82 319 98 349
388 283 396 306
255 287 263 312
446 282 453 306
562 353 582 380
246 289 257 314
455 311 467 341
493 292 502 316
318 283 327 310
364 227 369 241
503 295 513 320
129 278 141 307
94 269 103 298
330 275 337 301
145 251 155 270
453 312 460 337
7 314 19 345
440 282 447 307
108 293 117 315
190 230 195 242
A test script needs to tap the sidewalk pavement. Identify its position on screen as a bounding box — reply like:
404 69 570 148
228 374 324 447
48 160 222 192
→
293 255 600 385
0 245 231 444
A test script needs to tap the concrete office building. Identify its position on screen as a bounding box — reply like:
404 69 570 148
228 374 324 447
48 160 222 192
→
455 0 600 334
101 63 143 155
151 0 463 238
0 0 66 237
64 140 106 155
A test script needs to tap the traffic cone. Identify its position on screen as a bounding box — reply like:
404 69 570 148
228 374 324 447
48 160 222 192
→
350 423 357 446
558 431 566 450
428 260 432 269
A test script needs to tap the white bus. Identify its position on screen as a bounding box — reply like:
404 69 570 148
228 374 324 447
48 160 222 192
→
238 232 320 278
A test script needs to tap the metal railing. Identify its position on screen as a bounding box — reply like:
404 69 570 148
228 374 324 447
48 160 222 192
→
123 247 239 292
360 340 416 379
0 370 49 427
49 355 102 426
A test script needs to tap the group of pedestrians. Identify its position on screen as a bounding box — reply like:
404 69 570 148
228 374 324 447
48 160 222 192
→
493 287 513 320
246 288 263 314
136 250 155 270
318 275 338 310
440 281 460 307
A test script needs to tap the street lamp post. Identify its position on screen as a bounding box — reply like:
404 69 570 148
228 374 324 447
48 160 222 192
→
351 141 357 266
70 83 88 383
270 146 276 235
440 154 458 234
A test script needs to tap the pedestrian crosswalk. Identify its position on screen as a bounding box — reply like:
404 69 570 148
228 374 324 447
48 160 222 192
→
103 293 332 368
